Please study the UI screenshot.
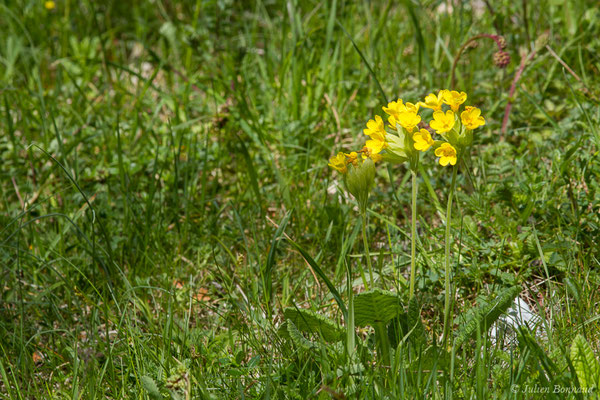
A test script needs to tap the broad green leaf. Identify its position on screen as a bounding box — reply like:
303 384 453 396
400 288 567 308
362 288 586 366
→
570 334 600 389
284 308 343 342
277 321 290 340
353 289 403 327
454 286 521 348
287 320 320 351
141 375 162 399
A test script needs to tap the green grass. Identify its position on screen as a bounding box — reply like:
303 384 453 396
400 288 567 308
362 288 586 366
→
1 0 600 398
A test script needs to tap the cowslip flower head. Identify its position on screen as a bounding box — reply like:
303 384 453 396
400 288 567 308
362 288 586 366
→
382 99 404 117
442 90 467 112
382 99 419 117
429 110 455 134
45 1 56 9
418 91 444 111
435 143 457 166
363 115 386 141
328 152 348 174
383 99 419 129
460 106 485 130
413 129 434 151
394 111 421 133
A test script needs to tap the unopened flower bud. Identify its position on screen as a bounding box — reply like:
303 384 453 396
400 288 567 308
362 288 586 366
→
345 158 376 212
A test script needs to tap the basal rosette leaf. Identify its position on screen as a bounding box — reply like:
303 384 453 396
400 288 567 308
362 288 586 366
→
283 308 344 342
353 289 403 327
454 286 521 347
570 334 600 390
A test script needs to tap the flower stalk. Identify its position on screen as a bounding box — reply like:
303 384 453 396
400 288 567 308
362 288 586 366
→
361 211 374 290
442 164 458 350
409 168 418 299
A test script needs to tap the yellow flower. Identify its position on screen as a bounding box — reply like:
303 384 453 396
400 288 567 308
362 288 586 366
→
365 138 386 155
363 115 386 141
44 0 56 9
404 102 420 114
345 151 358 165
460 106 485 130
360 146 382 162
382 99 405 117
362 116 387 156
435 143 457 166
328 152 347 173
418 91 444 111
429 110 455 134
413 129 434 151
383 99 419 128
442 90 467 112
392 111 421 133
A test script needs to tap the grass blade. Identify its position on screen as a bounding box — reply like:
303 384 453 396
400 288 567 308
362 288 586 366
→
287 237 347 317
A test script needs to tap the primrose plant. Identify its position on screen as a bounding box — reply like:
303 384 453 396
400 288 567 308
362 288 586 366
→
282 90 490 378
328 90 486 350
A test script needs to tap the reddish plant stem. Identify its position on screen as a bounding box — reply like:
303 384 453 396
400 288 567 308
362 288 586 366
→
450 34 505 89
500 48 538 138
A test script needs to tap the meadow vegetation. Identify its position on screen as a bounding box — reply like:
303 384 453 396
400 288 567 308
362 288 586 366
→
1 0 600 398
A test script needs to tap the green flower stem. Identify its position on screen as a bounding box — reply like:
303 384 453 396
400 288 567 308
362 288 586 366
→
409 169 418 299
361 211 374 289
442 165 458 350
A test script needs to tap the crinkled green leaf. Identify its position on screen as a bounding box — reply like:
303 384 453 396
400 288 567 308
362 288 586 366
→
283 308 343 342
454 286 521 348
354 289 403 327
141 375 162 399
287 320 320 351
571 334 600 389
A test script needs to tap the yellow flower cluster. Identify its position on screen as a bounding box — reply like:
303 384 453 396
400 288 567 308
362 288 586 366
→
381 89 484 166
329 89 485 173
423 90 485 166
